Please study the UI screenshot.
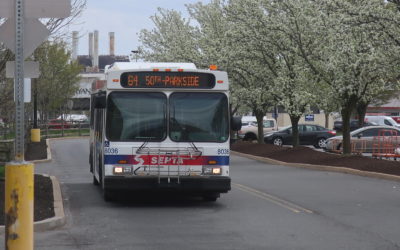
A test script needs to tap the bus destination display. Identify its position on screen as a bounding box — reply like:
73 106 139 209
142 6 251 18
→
120 72 216 89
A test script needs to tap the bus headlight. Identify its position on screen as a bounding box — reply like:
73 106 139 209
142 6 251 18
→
202 166 222 175
212 168 221 175
114 166 123 174
113 166 132 175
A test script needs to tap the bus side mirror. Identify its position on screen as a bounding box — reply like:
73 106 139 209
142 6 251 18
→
231 116 242 131
95 93 106 109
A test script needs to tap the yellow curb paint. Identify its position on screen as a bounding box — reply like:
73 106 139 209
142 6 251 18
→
5 162 34 250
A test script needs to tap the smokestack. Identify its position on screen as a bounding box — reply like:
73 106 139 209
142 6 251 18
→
109 32 115 56
93 30 99 70
88 32 93 57
72 31 79 60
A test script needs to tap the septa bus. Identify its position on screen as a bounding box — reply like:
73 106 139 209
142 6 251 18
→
89 62 241 201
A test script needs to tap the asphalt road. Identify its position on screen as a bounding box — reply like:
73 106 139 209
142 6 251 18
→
3 138 400 249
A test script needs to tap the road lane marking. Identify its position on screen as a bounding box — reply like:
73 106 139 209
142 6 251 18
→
233 183 314 214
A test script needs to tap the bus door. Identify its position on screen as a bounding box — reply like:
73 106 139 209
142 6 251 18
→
93 92 106 180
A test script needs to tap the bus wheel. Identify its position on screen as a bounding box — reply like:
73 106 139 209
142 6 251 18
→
203 193 219 202
103 189 114 202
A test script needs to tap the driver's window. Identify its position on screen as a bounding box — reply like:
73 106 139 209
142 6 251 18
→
384 119 392 126
362 128 379 137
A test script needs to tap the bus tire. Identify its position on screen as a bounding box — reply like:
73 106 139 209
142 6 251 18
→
103 189 114 202
203 193 219 202
244 133 257 141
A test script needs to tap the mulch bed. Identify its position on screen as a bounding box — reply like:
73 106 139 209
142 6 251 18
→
25 140 47 161
0 140 54 225
0 174 54 225
231 142 400 176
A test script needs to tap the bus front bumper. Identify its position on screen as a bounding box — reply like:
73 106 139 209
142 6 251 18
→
103 176 231 193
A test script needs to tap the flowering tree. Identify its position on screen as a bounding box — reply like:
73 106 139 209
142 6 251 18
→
138 8 202 63
139 0 400 150
297 0 400 154
227 0 320 146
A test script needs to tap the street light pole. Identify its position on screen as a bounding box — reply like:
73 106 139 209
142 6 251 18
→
131 50 139 62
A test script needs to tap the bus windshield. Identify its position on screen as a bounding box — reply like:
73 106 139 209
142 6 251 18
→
169 92 229 142
106 92 229 142
106 92 167 141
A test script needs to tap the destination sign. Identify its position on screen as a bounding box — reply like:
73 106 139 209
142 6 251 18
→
120 72 216 89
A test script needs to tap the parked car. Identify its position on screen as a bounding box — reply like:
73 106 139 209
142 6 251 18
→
57 114 88 122
264 124 336 148
238 119 277 141
333 119 377 132
325 125 400 153
47 119 72 129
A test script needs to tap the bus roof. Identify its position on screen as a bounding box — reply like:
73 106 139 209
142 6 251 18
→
105 62 197 72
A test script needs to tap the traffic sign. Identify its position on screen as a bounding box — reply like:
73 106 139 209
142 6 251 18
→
0 0 71 18
0 18 50 59
6 61 39 78
305 114 315 121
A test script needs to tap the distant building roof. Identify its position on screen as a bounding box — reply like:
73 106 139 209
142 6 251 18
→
77 55 130 72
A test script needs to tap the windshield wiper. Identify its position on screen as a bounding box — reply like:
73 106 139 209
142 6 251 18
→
136 139 149 154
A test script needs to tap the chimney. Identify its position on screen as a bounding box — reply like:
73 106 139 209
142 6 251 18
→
93 30 99 71
88 32 94 58
72 31 79 60
109 32 115 56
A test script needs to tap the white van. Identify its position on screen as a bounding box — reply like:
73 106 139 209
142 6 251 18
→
238 116 277 140
241 116 269 126
364 116 400 128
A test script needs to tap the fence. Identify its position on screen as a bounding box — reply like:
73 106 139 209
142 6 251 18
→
372 129 400 159
329 139 367 155
39 121 90 138
0 140 14 165
0 120 90 141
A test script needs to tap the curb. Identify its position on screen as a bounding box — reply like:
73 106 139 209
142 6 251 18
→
0 174 66 233
232 151 400 182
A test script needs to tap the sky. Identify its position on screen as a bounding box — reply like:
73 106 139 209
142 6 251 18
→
71 0 210 57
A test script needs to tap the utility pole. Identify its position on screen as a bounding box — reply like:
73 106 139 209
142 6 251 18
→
0 1 71 249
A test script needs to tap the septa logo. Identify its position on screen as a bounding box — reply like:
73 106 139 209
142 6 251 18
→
134 155 144 166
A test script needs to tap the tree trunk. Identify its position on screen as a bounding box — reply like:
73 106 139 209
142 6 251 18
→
254 110 265 144
325 112 330 128
341 97 358 155
289 115 301 147
356 101 369 127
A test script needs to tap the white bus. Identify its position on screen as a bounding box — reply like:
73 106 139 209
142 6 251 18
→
89 62 240 201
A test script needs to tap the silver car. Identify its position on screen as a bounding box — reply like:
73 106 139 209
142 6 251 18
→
325 125 400 153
